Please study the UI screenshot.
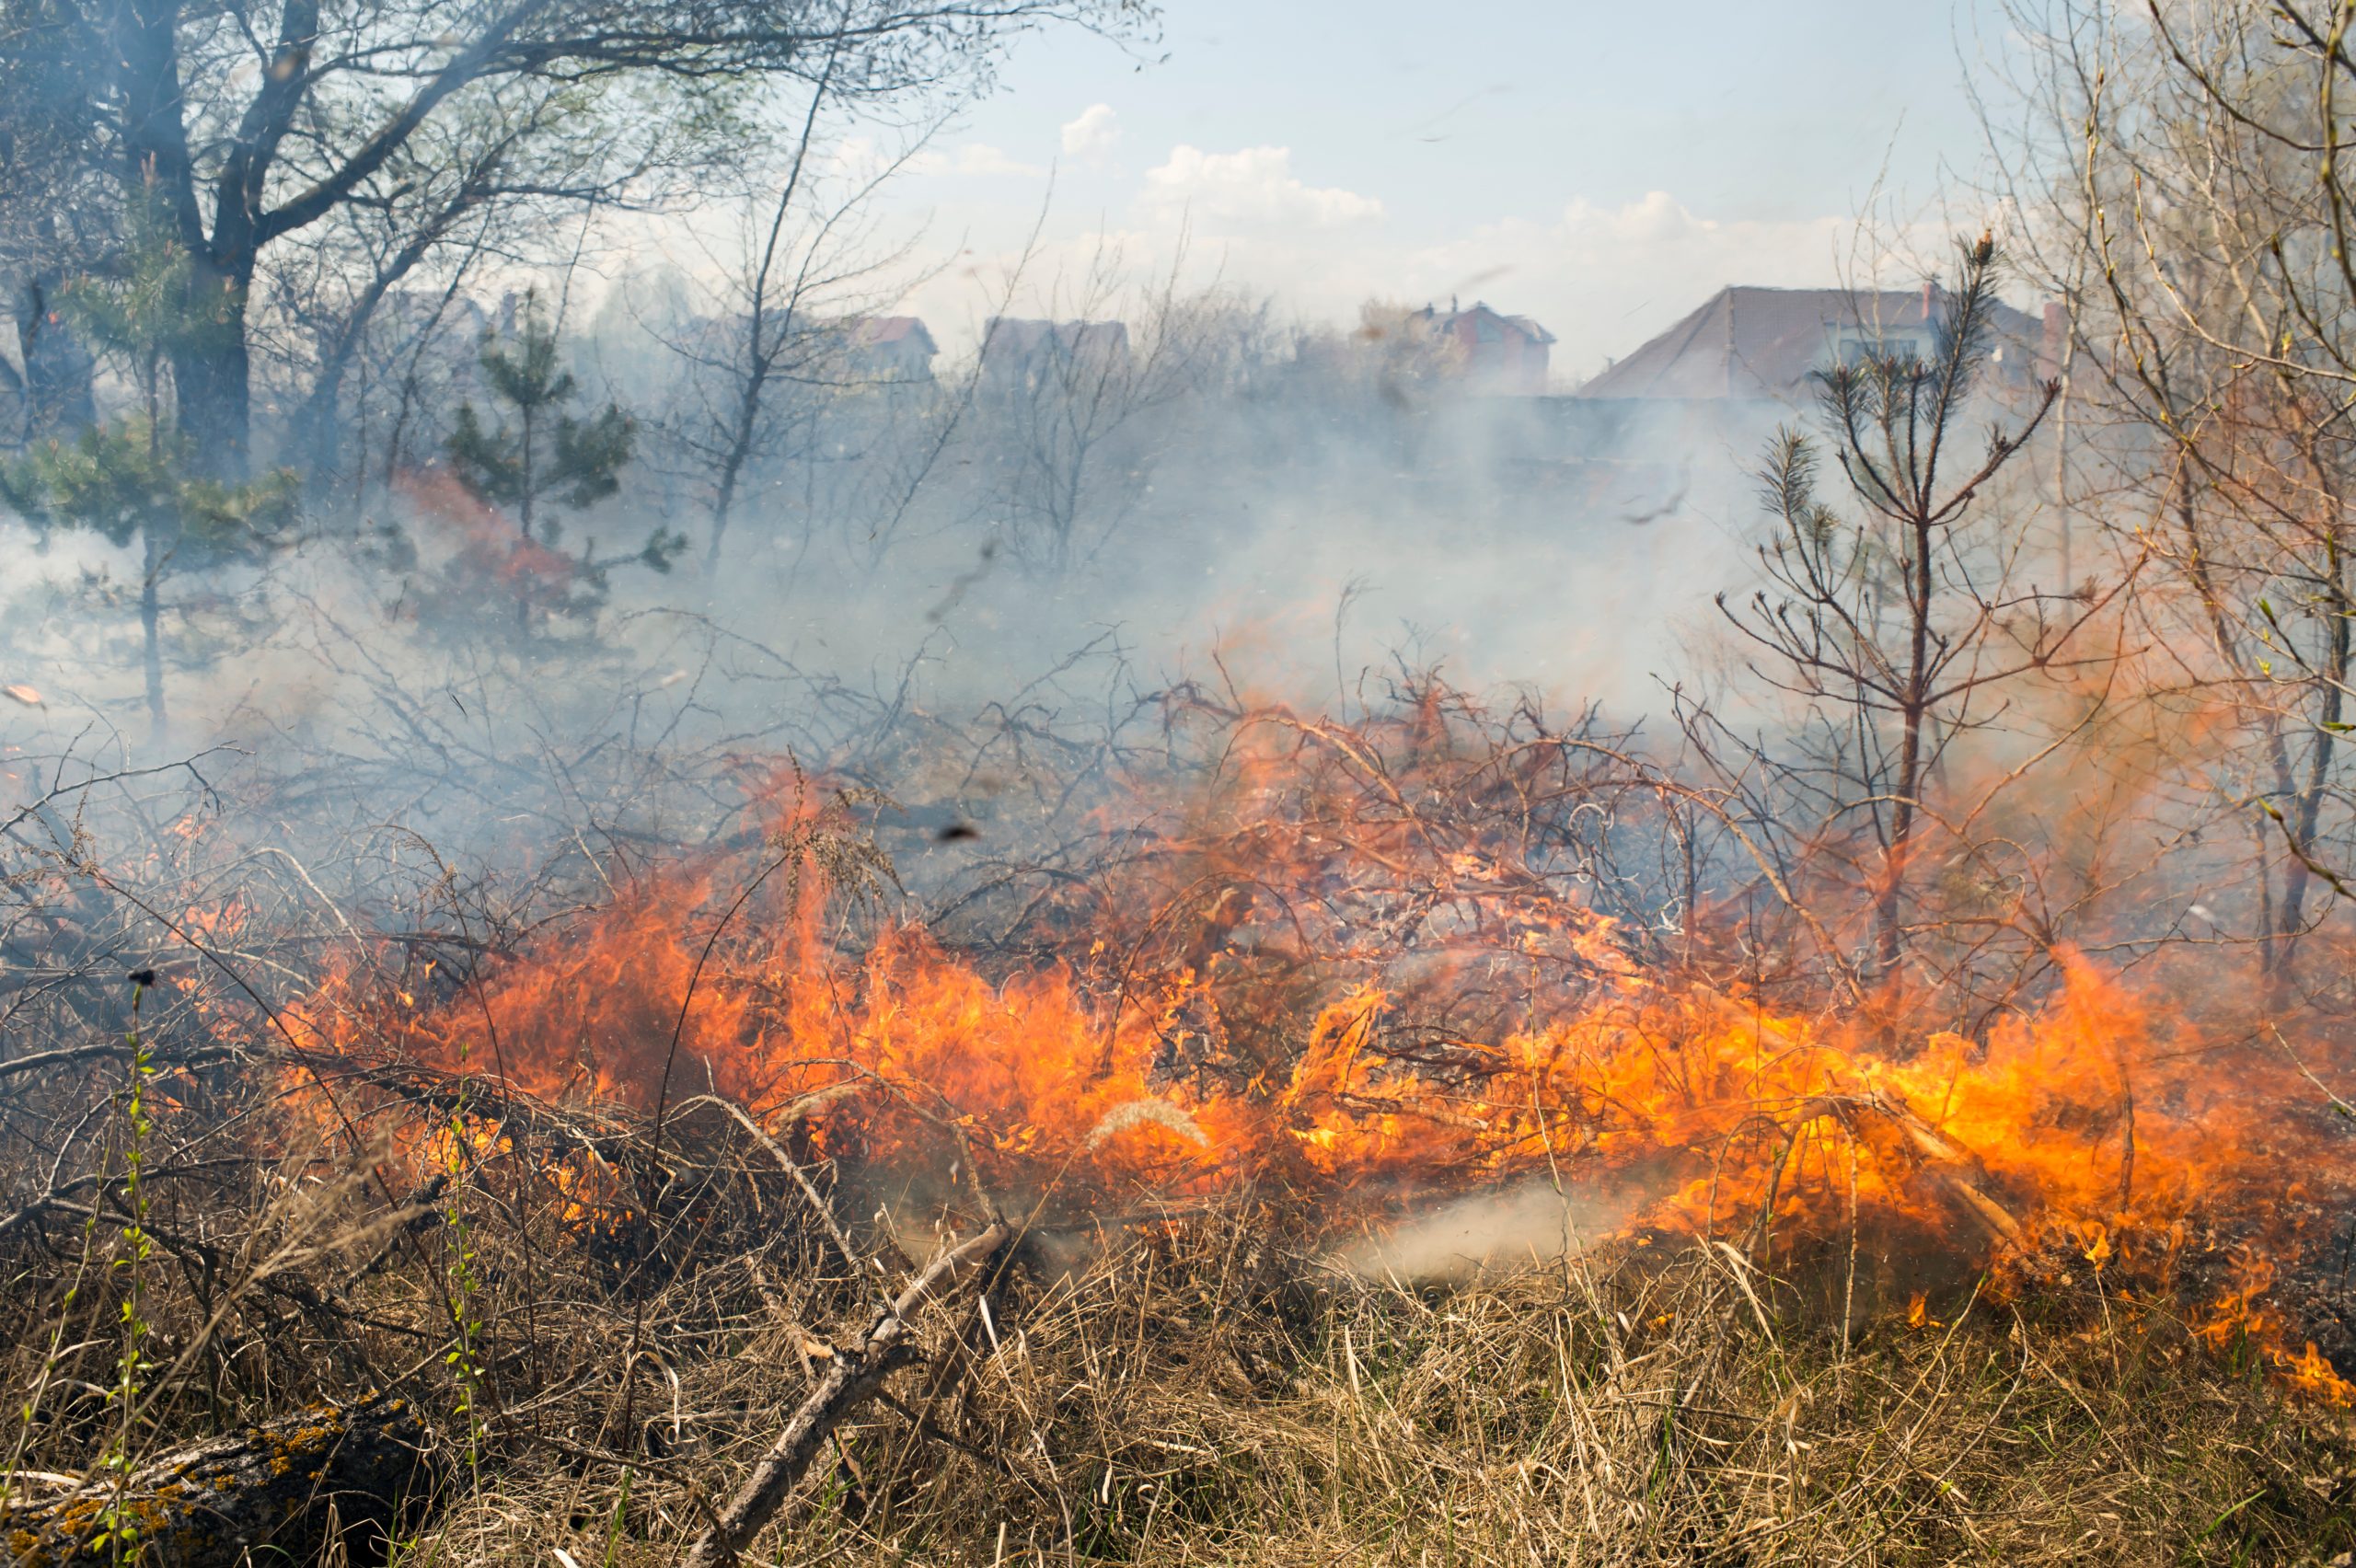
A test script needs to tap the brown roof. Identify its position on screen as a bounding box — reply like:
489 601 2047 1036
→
1574 285 2043 400
850 316 937 353
1416 302 1556 345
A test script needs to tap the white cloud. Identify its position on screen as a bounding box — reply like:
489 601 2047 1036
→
1140 145 1382 230
910 142 1045 179
1060 103 1121 163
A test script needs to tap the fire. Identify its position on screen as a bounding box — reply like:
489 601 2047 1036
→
393 465 578 610
276 712 2356 1405
305 878 2340 1255
2200 1252 2356 1405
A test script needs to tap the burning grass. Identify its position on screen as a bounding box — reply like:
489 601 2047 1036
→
5 679 2356 1563
276 727 2356 1410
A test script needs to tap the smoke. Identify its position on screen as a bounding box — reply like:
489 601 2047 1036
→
601 363 1780 724
1336 1181 1649 1286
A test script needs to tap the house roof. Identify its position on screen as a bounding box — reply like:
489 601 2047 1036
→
1573 285 2043 400
1416 301 1556 346
851 316 937 353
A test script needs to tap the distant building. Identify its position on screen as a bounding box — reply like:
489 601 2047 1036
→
843 316 939 384
980 317 1132 392
1575 283 2058 403
1458 283 2069 532
1410 300 1556 394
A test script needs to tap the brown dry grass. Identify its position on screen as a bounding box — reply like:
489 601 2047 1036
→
391 1206 2355 1568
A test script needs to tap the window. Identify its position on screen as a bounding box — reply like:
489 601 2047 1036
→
1838 334 1925 367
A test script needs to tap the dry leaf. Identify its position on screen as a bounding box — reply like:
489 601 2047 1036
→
1 685 40 707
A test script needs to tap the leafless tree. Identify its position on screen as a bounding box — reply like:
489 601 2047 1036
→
973 235 1211 573
648 71 945 570
1992 0 2356 985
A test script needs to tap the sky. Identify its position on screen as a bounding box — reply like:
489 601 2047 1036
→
830 0 2029 383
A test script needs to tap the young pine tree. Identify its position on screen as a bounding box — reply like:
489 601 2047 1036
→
0 205 296 740
1717 236 2095 989
445 293 681 629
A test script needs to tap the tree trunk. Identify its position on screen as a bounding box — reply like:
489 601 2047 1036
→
297 373 343 493
167 244 257 478
9 270 97 441
107 0 250 477
1874 517 1936 978
0 1397 446 1568
517 405 537 543
169 320 251 480
2274 517 2350 970
140 525 166 744
706 396 757 573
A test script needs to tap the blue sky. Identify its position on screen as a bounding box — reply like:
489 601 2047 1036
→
826 0 2027 380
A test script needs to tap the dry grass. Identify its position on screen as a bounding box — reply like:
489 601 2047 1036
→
389 1205 2355 1568
0 1038 2346 1567
5 686 2351 1567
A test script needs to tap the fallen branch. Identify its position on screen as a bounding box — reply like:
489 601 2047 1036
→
681 1220 1011 1568
1837 1093 2025 1245
0 1042 239 1082
0 1396 445 1568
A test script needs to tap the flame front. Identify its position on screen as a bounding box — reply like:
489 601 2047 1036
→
283 705 2356 1404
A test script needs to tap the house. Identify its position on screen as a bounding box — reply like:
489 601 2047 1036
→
1410 300 1556 394
1574 283 2058 404
843 316 938 384
1466 282 2068 532
979 317 1132 392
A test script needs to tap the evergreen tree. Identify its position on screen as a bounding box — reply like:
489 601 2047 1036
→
445 294 681 630
448 294 635 544
0 206 296 738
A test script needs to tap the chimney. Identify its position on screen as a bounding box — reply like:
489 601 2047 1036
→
1921 280 1936 325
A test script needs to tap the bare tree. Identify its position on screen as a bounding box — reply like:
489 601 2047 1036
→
651 68 944 569
975 235 1207 573
1992 0 2356 984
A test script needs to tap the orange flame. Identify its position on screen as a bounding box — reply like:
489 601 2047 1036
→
278 723 2356 1405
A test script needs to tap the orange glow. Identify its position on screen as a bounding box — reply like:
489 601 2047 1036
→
394 465 579 610
279 724 2356 1407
